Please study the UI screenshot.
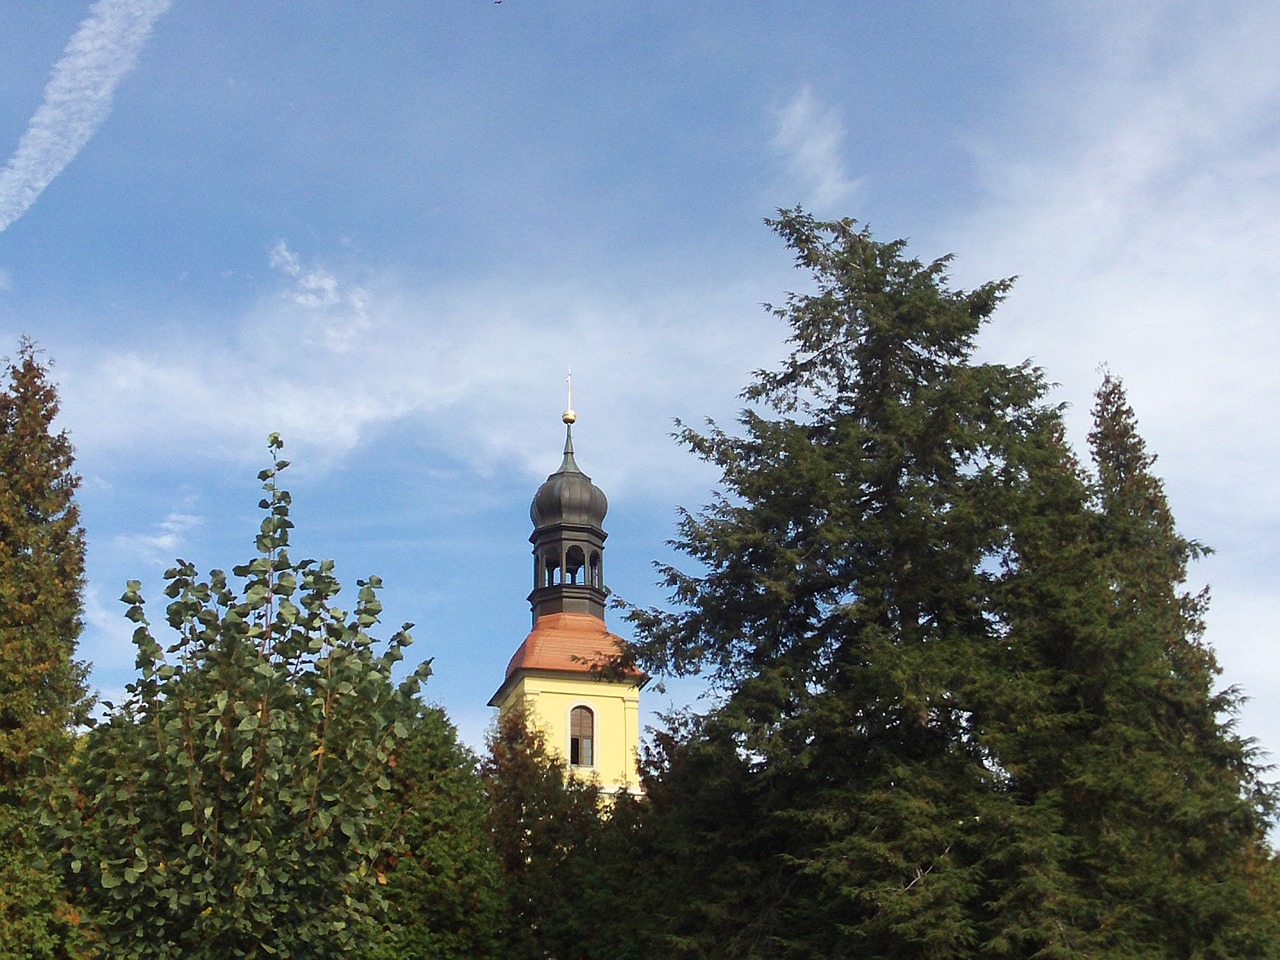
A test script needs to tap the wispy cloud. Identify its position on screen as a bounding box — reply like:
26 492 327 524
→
0 0 173 233
55 244 786 495
771 85 862 210
949 2 1280 475
116 511 203 565
269 241 371 352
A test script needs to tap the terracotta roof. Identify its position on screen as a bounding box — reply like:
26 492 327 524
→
502 612 626 679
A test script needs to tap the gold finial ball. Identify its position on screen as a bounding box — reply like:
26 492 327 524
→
563 407 577 424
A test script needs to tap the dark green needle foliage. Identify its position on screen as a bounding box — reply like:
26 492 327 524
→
482 707 655 960
483 707 604 959
1057 374 1277 956
628 211 1279 958
43 436 431 959
369 704 505 960
0 339 94 958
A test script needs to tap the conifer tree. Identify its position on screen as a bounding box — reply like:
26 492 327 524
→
371 704 505 960
482 708 599 958
0 338 90 790
635 719 808 958
0 338 93 957
482 707 651 960
629 209 1071 957
627 212 1279 957
1060 374 1277 955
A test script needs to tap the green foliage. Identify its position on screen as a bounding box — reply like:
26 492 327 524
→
370 704 505 960
482 707 652 960
483 707 601 958
0 337 91 788
0 339 94 957
43 437 430 959
636 721 811 959
630 210 1055 957
627 211 1279 958
1056 374 1274 954
1 803 95 959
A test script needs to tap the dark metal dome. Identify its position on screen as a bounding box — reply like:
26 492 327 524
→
530 426 608 530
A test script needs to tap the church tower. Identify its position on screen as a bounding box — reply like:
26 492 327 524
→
488 399 643 795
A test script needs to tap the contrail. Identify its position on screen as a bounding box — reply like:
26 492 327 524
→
0 0 173 234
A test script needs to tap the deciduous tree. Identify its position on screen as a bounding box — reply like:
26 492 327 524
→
44 437 430 959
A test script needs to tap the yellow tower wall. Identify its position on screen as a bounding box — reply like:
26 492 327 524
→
494 671 641 795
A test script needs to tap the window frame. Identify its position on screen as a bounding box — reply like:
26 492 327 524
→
569 704 595 768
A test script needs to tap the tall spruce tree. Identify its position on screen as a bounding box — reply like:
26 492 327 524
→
1060 374 1277 955
628 212 1278 958
0 338 93 957
370 704 505 960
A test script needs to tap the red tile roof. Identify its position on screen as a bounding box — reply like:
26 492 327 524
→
502 612 626 679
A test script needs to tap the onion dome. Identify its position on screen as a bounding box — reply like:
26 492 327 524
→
530 422 608 531
527 408 610 623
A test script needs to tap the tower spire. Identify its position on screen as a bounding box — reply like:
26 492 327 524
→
528 389 608 623
563 367 576 425
557 369 580 472
489 389 644 796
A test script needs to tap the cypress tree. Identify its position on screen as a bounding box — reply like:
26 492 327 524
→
482 707 607 959
0 338 93 957
481 707 658 960
1060 374 1277 955
371 704 505 960
0 337 90 792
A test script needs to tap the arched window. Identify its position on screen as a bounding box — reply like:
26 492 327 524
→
570 706 594 767
565 545 586 584
541 549 562 587
588 551 602 588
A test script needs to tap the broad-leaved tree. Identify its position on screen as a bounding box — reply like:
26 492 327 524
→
44 437 430 959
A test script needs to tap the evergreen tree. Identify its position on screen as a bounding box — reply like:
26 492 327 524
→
970 373 1280 956
1061 374 1276 955
371 704 505 960
482 707 651 960
629 209 1068 957
42 437 431 959
0 338 93 957
0 338 91 789
635 718 808 959
627 212 1278 957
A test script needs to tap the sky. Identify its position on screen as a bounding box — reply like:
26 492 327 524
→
1 0 1277 760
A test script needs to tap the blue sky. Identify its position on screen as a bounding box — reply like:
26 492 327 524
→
1 0 1277 756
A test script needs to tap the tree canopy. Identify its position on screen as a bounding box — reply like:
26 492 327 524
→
43 437 433 959
4 213 1277 958
626 209 1279 958
0 338 93 958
